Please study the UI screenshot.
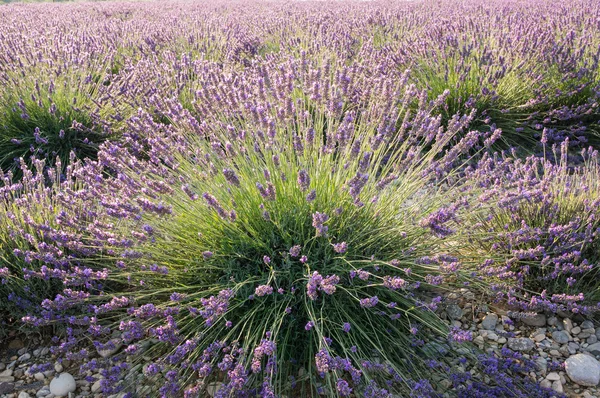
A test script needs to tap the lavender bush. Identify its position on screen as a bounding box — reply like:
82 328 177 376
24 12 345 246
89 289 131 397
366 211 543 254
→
0 0 598 397
22 53 501 395
450 143 600 315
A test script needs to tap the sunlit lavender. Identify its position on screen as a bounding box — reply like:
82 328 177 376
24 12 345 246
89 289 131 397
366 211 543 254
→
0 0 599 397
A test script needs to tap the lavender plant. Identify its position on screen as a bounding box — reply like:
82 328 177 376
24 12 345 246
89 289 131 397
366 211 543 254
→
22 55 508 396
455 142 600 314
0 5 136 175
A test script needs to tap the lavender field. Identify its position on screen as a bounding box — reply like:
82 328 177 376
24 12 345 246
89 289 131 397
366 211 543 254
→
0 0 599 397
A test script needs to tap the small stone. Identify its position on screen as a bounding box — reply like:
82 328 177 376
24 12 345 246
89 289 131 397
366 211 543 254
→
18 392 31 398
533 333 546 342
547 317 558 326
17 353 31 362
535 357 548 375
549 349 561 357
49 373 77 396
565 354 600 386
446 304 463 320
589 335 598 345
582 321 594 330
34 372 45 381
36 388 50 397
546 372 560 381
572 326 582 335
507 338 534 351
587 342 600 355
474 336 485 347
481 313 498 331
0 382 15 394
96 340 122 359
540 379 552 389
497 337 507 344
564 318 573 333
552 330 570 344
91 381 101 394
8 339 23 350
551 380 563 394
522 314 546 327
0 369 13 377
54 364 63 374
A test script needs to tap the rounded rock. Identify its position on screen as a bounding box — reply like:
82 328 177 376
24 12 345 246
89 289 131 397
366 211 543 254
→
507 337 534 352
49 373 77 396
481 313 498 331
565 354 600 387
552 330 570 344
522 314 546 327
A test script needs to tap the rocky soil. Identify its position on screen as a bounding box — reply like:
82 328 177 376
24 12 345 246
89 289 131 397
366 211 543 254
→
2 289 600 398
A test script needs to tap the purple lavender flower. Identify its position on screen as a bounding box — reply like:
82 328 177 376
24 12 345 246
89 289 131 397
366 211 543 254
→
255 285 273 297
342 322 351 333
359 296 379 308
289 245 301 257
312 212 329 237
297 169 310 191
333 242 348 254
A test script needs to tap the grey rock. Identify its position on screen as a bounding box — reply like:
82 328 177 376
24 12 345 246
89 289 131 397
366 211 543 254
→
582 321 595 330
446 304 463 320
17 353 31 362
551 380 563 393
552 330 570 344
589 335 598 345
564 318 573 333
0 369 13 377
96 340 122 359
507 337 534 351
0 382 15 394
565 354 600 386
522 314 546 327
18 392 31 398
547 317 558 326
535 357 548 375
481 313 498 330
49 373 77 396
36 388 50 398
91 380 101 394
586 342 600 355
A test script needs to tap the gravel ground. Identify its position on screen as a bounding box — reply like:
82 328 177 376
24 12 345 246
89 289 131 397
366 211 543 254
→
2 290 600 398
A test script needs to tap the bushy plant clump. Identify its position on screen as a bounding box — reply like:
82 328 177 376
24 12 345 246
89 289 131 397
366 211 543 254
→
0 156 114 338
0 4 141 175
453 142 600 314
20 51 554 396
